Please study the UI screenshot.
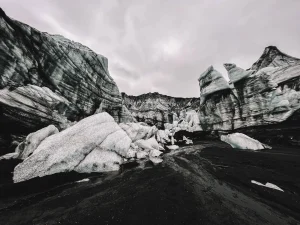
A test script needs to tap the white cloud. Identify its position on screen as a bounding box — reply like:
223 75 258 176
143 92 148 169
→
1 0 300 97
40 14 76 41
161 37 181 56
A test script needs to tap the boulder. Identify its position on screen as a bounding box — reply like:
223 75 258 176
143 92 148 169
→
74 148 123 173
158 144 165 151
18 125 59 159
149 157 163 164
119 123 156 142
164 129 171 137
183 136 193 145
136 151 148 159
173 121 179 127
134 137 160 152
126 148 138 158
0 124 59 160
220 133 271 150
130 142 139 150
164 123 174 130
178 120 189 131
149 149 163 158
13 113 132 183
166 145 179 150
145 126 159 139
0 152 19 160
156 130 171 144
138 122 149 126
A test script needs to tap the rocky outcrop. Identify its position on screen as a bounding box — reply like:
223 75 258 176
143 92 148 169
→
122 92 199 128
198 66 231 104
0 85 73 129
0 8 131 155
220 133 271 150
13 113 132 183
199 46 300 145
199 48 300 127
223 63 255 84
250 46 300 71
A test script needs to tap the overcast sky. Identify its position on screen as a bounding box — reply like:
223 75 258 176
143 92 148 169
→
1 0 300 97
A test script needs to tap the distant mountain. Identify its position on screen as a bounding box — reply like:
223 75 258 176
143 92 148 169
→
122 92 199 128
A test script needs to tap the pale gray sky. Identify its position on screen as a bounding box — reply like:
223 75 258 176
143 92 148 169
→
1 0 300 97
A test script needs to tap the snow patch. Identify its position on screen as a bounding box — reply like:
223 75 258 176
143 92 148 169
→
251 180 284 192
76 178 90 183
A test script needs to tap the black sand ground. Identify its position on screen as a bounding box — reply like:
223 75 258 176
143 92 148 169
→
0 141 299 225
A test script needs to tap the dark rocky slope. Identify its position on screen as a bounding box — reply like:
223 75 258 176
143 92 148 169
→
0 8 132 154
122 92 199 128
199 46 300 145
0 141 299 225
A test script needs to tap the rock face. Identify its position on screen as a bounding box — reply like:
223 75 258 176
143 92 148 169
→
223 63 255 84
250 46 300 71
199 46 300 145
198 66 231 104
13 113 132 183
0 8 131 155
163 108 202 135
122 92 199 129
0 85 73 132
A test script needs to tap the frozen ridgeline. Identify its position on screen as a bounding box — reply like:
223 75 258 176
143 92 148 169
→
198 46 300 135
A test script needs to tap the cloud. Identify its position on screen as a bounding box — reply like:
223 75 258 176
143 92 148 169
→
2 0 300 97
110 58 141 80
40 14 77 41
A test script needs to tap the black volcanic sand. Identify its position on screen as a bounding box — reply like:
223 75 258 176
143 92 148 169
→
0 141 300 225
